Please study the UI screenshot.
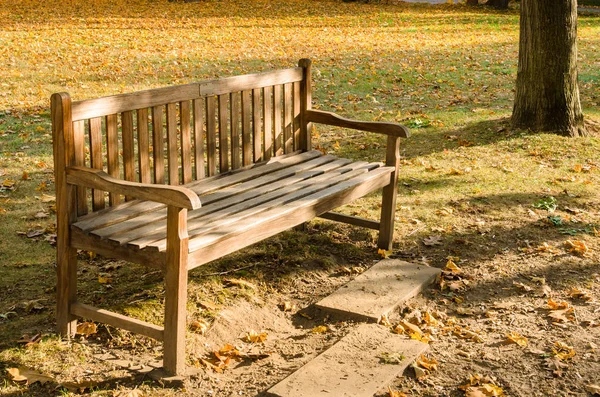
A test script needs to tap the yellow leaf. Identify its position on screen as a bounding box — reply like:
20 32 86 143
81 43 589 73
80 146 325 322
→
387 386 408 397
547 299 570 310
311 325 328 334
190 319 208 334
444 259 462 273
505 332 527 347
98 274 112 284
378 248 392 258
243 330 267 343
76 321 97 336
416 354 438 371
564 239 589 256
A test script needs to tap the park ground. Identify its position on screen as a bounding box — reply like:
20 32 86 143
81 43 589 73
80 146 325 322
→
0 0 599 396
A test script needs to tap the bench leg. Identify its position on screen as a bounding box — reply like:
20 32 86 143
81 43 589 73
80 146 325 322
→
377 135 401 251
163 206 189 376
56 245 78 337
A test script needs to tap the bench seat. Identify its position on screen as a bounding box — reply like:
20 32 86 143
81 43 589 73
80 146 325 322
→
70 150 393 270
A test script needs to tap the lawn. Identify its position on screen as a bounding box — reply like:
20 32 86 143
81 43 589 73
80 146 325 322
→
0 0 599 396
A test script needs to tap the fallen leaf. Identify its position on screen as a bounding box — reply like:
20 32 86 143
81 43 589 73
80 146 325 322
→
564 239 589 256
311 325 328 334
378 314 392 327
378 351 405 364
436 207 454 216
547 299 570 310
505 332 527 347
243 330 267 343
190 319 208 334
552 341 576 360
225 278 258 291
98 274 113 284
444 259 462 273
7 367 54 385
569 287 593 301
423 235 443 246
281 301 296 312
586 384 600 395
416 354 438 371
378 248 392 258
76 322 97 337
387 386 408 397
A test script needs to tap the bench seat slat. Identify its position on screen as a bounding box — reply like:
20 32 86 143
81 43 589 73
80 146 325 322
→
91 155 345 244
121 159 360 248
73 151 322 232
144 162 380 252
185 165 393 269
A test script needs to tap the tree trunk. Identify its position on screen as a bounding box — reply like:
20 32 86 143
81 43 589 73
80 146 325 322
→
512 0 587 137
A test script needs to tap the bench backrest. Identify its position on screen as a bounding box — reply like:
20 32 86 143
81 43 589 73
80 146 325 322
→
52 59 312 216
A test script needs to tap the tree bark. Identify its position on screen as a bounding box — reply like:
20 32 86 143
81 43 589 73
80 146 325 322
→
512 0 587 137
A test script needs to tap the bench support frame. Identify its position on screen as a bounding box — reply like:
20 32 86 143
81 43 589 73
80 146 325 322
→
52 59 409 376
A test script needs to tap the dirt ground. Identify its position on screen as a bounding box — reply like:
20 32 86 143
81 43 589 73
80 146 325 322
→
5 209 599 397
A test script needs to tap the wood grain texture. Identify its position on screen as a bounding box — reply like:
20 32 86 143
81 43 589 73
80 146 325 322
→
152 106 165 184
180 101 193 184
71 302 164 341
73 120 88 215
122 111 135 201
163 206 189 376
106 113 120 206
187 167 393 268
230 92 241 170
263 86 273 160
283 83 293 154
293 82 301 151
193 98 205 180
218 94 230 172
88 117 105 211
252 88 262 162
298 58 312 151
306 109 410 138
137 108 151 184
199 67 303 96
71 227 166 269
318 212 380 230
66 166 201 210
206 96 217 176
273 84 282 156
377 135 401 250
241 90 252 166
72 83 199 121
166 103 179 186
51 92 78 337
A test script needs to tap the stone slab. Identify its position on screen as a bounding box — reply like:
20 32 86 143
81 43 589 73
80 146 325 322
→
315 259 441 321
266 323 428 397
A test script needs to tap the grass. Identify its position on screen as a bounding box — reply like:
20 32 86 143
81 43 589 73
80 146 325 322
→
0 0 599 395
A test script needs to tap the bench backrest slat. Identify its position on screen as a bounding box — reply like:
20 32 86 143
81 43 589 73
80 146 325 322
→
54 61 312 215
137 109 151 184
180 101 193 184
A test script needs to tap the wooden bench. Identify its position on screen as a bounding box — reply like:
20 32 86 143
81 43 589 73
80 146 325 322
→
51 59 409 376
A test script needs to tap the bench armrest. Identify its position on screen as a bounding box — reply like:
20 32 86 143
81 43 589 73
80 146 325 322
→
66 166 201 210
305 109 410 138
